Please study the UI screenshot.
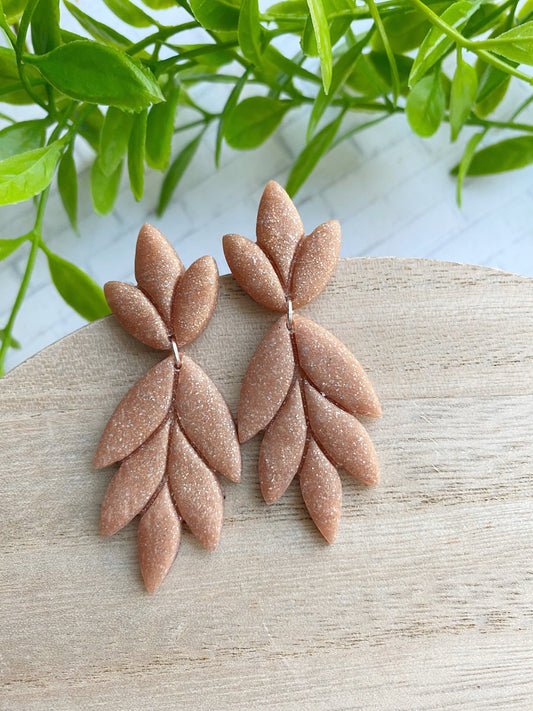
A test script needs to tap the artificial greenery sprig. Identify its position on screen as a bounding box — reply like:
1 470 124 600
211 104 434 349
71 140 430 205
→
1 0 533 373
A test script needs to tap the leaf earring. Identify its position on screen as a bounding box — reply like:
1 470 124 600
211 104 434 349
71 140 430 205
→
94 224 241 593
224 181 382 543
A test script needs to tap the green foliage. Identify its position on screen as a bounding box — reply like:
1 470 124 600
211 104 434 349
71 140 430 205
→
0 120 46 159
1 0 533 371
286 110 343 196
26 41 164 110
91 156 123 215
452 135 533 175
145 86 180 171
45 248 111 321
0 142 63 206
409 1 480 87
99 107 134 176
128 109 148 200
31 0 61 55
157 131 204 215
450 50 477 140
305 0 333 92
57 142 78 231
406 72 445 137
189 0 240 31
224 97 290 148
0 236 27 262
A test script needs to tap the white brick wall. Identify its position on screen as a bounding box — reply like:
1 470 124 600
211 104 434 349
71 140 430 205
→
1 2 533 373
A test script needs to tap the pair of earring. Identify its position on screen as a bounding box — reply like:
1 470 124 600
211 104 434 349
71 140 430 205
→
94 181 382 593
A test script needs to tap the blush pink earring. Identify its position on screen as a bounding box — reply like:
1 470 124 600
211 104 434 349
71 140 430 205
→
94 224 241 593
223 181 381 543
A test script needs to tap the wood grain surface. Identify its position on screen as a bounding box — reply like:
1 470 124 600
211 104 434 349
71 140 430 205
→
1 258 532 710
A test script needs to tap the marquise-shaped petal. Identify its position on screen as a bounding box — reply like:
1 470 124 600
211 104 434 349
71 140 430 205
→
259 382 306 503
167 422 224 551
291 220 341 308
304 382 380 485
223 233 286 312
138 483 181 594
175 355 241 482
99 420 171 537
172 256 218 346
94 355 175 468
104 281 170 350
238 316 295 443
300 439 342 544
294 314 381 418
256 180 304 285
135 223 184 326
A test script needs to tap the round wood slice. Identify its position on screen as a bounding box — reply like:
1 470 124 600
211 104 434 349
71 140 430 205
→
1 258 532 710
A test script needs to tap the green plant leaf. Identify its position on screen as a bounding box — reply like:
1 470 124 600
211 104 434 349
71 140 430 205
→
406 72 445 138
31 0 61 55
518 0 533 18
305 0 332 92
262 44 319 83
0 235 26 262
483 21 533 66
224 96 290 149
215 69 248 166
57 143 78 231
102 0 156 28
450 54 477 141
367 51 413 95
2 0 26 24
99 107 134 177
409 1 480 87
0 141 63 207
452 135 533 176
78 106 104 151
0 47 47 104
45 250 110 321
0 327 21 349
168 43 234 68
308 28 372 139
239 0 262 65
26 40 164 111
157 131 203 215
366 0 399 102
141 0 175 7
301 0 352 57
0 119 46 160
376 8 431 54
189 0 240 31
128 108 147 200
286 110 343 196
91 156 123 215
146 85 180 171
474 57 514 118
454 131 483 205
265 0 308 19
63 0 132 49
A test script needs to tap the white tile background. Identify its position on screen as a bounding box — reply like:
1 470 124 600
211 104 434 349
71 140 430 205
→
1 1 533 373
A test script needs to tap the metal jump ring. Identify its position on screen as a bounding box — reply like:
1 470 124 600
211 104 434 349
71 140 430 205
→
286 297 293 331
171 338 181 369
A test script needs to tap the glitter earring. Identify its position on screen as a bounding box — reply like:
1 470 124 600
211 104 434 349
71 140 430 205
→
94 224 241 593
223 181 381 543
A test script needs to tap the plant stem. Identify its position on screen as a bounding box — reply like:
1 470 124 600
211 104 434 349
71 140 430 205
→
13 0 50 111
0 189 49 375
406 0 533 84
127 22 198 55
173 117 215 134
0 102 86 374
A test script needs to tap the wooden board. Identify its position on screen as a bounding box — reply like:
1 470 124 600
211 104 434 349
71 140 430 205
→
1 258 532 710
